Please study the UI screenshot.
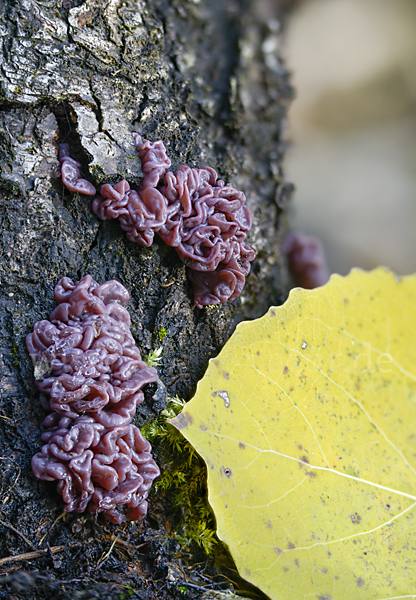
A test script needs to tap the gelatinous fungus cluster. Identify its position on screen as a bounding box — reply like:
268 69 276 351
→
59 143 96 196
60 135 256 308
27 275 160 523
284 231 330 290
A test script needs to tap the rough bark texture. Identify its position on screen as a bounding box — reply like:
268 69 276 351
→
0 0 293 597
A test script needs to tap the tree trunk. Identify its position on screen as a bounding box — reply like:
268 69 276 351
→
0 0 293 597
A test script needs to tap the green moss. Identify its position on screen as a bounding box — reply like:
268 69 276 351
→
11 346 19 367
157 327 167 343
142 397 218 554
145 328 168 366
145 346 163 367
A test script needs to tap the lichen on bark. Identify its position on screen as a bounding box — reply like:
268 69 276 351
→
0 0 294 597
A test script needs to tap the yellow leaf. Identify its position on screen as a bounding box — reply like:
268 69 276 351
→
169 268 416 600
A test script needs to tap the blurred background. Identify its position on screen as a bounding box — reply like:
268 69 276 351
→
283 0 416 276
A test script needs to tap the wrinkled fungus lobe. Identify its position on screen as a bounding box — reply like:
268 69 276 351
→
59 143 96 196
27 275 160 523
284 231 330 289
59 136 256 307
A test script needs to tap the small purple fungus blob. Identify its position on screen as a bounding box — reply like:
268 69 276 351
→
27 275 160 523
59 137 256 307
284 231 330 289
59 143 96 196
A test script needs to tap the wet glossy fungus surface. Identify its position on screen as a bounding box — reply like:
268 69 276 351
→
60 135 256 307
27 275 160 523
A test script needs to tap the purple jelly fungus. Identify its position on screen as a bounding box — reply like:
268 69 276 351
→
59 143 96 196
27 275 160 523
59 136 256 307
283 231 330 289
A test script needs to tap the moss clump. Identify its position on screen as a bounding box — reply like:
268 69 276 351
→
11 346 19 366
142 397 218 554
157 327 167 343
145 328 168 366
145 346 163 367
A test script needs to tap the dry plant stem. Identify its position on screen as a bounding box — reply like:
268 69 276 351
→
101 534 148 552
0 540 89 568
38 512 65 546
0 532 147 572
0 518 36 551
96 536 118 569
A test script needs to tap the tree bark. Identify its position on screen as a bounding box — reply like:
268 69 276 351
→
0 0 293 597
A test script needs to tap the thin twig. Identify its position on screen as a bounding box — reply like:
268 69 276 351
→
101 534 148 552
0 541 85 567
0 467 21 504
96 536 118 569
0 518 36 551
0 564 21 575
178 582 214 591
38 511 65 546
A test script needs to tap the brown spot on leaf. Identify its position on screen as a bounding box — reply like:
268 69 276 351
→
170 411 193 430
270 309 276 317
199 423 207 431
351 512 362 524
274 547 282 556
288 542 295 550
357 578 364 587
322 567 328 574
222 467 232 478
239 442 245 449
266 520 273 529
301 455 309 464
214 359 220 367
283 366 289 374
223 370 230 379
